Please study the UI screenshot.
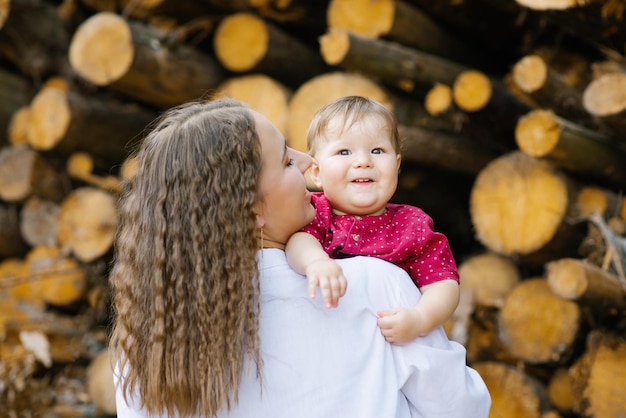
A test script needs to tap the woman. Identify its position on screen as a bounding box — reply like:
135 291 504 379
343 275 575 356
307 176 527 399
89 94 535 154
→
111 98 490 417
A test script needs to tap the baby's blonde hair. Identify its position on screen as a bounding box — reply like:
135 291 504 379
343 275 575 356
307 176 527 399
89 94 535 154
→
307 96 400 156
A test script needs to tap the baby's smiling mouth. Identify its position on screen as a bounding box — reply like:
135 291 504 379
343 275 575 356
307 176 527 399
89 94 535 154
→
352 178 373 183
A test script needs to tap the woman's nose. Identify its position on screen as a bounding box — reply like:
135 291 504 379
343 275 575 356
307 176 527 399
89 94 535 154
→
294 150 312 172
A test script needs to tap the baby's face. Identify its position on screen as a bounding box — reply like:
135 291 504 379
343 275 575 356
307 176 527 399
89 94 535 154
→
310 116 401 216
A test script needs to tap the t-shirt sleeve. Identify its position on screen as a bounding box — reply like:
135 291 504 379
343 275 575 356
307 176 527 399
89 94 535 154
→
405 209 460 287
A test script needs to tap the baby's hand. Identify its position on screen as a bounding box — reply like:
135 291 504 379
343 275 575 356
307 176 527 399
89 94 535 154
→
376 307 424 344
305 259 347 309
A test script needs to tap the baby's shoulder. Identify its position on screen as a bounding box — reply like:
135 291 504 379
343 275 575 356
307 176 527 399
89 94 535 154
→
387 203 430 220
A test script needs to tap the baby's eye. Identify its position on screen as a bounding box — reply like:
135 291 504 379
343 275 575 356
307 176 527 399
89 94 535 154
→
371 148 384 154
286 158 295 167
338 149 350 156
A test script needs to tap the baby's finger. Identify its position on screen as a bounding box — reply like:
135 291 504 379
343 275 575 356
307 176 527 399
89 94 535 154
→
339 274 348 297
328 276 345 307
318 278 333 309
379 326 396 342
308 277 319 300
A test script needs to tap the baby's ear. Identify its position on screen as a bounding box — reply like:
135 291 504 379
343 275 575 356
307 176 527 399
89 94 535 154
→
308 160 324 189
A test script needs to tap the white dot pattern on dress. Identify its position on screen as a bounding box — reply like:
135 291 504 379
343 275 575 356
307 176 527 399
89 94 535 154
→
301 193 460 287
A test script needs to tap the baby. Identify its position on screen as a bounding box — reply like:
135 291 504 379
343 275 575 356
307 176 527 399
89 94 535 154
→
286 96 460 344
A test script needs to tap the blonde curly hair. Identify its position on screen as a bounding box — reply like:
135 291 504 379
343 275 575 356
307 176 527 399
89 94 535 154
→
110 98 262 417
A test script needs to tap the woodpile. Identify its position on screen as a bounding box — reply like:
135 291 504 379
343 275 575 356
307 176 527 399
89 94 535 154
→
1 0 626 416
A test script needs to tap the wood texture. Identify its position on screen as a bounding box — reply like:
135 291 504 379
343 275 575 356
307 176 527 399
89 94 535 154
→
1 0 626 415
499 278 581 364
514 109 626 187
213 12 330 87
469 151 584 263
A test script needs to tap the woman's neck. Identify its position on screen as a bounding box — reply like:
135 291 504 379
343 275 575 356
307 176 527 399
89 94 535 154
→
258 236 286 250
262 239 286 250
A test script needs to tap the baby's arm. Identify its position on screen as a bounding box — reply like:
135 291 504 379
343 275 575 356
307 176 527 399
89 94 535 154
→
285 231 347 308
377 279 460 344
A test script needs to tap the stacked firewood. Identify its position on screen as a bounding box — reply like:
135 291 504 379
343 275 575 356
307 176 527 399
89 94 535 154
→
1 0 626 416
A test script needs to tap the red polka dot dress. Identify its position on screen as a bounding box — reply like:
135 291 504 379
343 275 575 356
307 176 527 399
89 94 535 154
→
301 192 459 288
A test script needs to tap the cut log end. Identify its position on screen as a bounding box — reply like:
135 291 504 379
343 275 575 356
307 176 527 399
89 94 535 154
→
457 252 520 308
470 152 568 256
546 258 588 299
27 86 71 151
499 278 580 363
69 12 134 86
67 152 95 179
286 72 391 152
548 368 577 412
214 74 291 136
20 197 60 248
25 246 87 307
515 109 561 158
514 0 580 10
576 186 608 217
213 13 268 72
326 0 394 38
87 351 117 415
546 257 626 307
8 106 31 146
57 187 119 263
453 70 492 112
319 28 350 66
424 83 452 116
513 54 548 93
582 333 626 418
473 361 548 416
583 72 626 117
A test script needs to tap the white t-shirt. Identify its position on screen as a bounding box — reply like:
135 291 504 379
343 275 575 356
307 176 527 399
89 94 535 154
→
116 250 490 418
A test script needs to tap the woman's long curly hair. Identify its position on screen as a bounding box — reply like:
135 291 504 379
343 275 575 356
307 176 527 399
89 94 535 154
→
110 98 262 417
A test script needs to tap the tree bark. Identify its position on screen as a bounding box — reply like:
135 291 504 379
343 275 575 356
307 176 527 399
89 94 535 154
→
511 54 603 131
319 28 470 94
0 202 29 258
399 124 496 175
546 257 626 310
515 109 626 188
452 69 532 149
0 68 33 144
326 0 479 65
213 12 330 88
583 72 626 141
0 144 69 203
69 11 226 108
0 0 71 81
26 78 156 163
